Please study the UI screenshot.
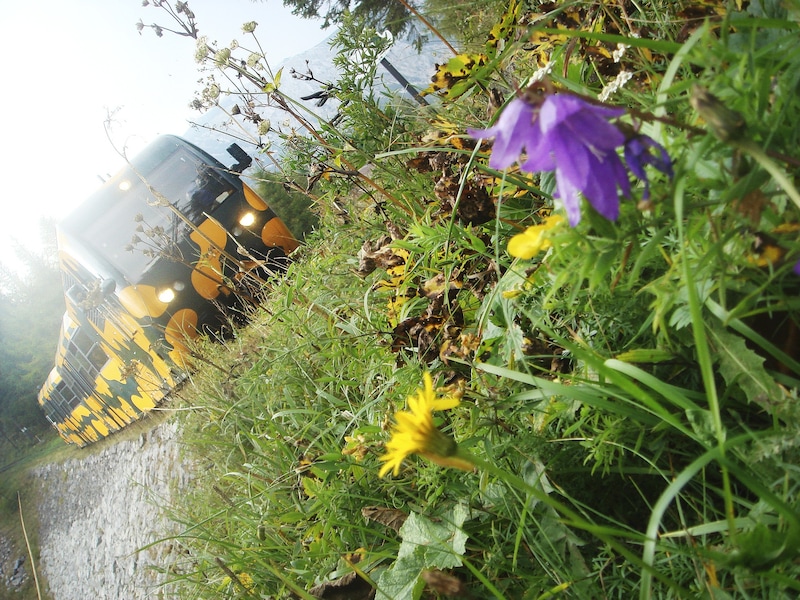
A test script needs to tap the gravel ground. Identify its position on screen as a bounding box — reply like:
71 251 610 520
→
32 418 193 600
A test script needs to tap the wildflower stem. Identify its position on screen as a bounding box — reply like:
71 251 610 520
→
673 175 737 543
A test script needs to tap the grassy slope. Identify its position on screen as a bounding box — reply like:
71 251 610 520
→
162 0 800 595
9 1 800 598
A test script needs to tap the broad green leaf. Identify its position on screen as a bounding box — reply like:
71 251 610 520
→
375 505 471 600
397 505 469 567
375 555 426 600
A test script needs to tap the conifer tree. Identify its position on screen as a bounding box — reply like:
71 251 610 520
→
276 0 417 35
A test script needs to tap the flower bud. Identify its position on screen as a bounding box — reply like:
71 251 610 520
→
690 85 745 142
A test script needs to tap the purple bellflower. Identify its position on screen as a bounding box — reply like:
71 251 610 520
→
469 93 630 225
468 90 672 226
624 135 673 200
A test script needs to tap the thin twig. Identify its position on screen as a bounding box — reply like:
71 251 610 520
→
18 492 43 600
395 0 458 55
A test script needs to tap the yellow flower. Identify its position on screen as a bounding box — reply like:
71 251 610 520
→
342 434 368 461
507 214 565 259
238 572 255 593
379 373 474 477
218 571 255 594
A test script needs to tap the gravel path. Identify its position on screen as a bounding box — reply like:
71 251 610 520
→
33 418 193 599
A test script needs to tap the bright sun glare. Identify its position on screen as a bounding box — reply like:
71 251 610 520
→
0 0 328 271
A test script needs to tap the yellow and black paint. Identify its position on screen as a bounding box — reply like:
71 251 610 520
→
38 136 298 446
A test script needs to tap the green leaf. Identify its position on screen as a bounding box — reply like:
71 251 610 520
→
263 67 283 93
726 522 800 570
397 505 469 568
613 349 675 363
685 408 720 445
375 505 471 600
375 555 426 600
707 323 784 412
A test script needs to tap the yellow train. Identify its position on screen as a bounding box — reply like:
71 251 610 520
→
38 135 298 446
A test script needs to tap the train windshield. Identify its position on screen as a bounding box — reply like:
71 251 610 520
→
79 145 235 283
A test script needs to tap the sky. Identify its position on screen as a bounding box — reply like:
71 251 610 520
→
0 0 330 271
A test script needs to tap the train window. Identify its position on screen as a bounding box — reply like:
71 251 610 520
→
181 164 235 223
55 380 81 411
78 147 235 283
68 328 108 380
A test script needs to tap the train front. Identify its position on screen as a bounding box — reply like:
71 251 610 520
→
65 135 298 366
39 135 298 444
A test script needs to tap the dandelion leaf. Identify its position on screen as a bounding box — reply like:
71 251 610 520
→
375 505 470 600
708 323 783 412
685 408 720 445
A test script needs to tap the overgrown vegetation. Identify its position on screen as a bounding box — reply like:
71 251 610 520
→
0 221 64 458
148 0 800 597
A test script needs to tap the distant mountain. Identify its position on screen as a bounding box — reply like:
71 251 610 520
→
181 31 450 170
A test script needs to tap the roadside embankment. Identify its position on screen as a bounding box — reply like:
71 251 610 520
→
33 418 192 599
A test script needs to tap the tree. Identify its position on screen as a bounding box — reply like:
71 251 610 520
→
0 220 65 446
275 0 418 36
250 170 319 241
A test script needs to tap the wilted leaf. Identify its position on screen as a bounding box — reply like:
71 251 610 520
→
362 506 408 532
421 569 470 597
422 53 489 99
357 236 407 277
485 0 521 56
310 570 374 600
733 189 770 224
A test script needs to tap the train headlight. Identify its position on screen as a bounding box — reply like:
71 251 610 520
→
157 288 176 303
239 212 256 227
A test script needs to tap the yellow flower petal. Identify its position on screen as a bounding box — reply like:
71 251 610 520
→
507 214 565 259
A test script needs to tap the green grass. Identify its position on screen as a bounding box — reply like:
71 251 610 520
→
166 1 800 596
42 0 800 598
